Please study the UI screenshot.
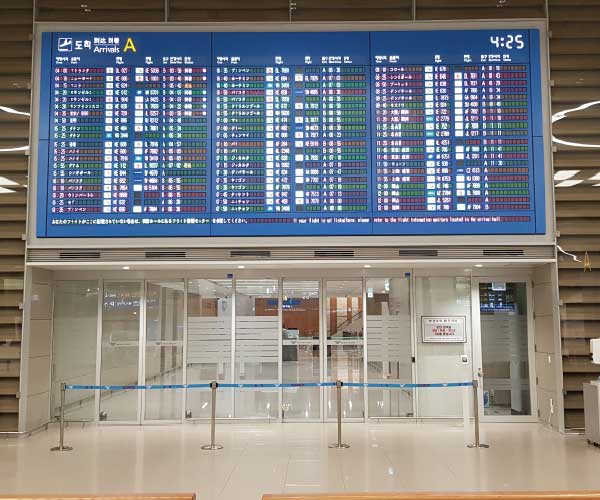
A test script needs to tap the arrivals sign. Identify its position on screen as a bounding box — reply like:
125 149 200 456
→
421 316 466 343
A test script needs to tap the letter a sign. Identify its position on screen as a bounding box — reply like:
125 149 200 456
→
124 38 136 52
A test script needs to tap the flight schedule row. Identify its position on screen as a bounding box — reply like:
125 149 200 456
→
47 64 532 214
38 30 545 237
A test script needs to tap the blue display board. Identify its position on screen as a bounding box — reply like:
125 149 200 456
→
36 29 546 237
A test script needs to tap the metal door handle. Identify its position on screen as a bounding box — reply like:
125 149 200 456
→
477 368 484 378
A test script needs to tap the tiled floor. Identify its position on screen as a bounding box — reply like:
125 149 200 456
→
2 422 600 500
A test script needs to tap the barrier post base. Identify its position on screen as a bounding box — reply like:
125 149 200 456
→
328 443 350 449
51 445 73 452
201 444 223 451
467 443 489 449
467 443 490 448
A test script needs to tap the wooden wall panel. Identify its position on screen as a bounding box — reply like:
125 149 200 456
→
37 0 164 22
416 0 545 19
549 0 600 430
0 1 31 433
168 0 289 22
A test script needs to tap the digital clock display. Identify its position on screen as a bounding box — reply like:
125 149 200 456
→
490 34 526 49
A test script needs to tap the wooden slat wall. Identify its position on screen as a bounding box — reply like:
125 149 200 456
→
550 0 600 430
12 0 596 432
0 1 31 432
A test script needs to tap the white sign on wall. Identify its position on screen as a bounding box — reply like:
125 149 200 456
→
421 316 466 343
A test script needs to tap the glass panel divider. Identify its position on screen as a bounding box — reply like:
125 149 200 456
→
181 278 188 422
231 275 236 419
94 278 103 424
277 277 283 422
362 275 368 421
410 272 418 418
138 280 145 424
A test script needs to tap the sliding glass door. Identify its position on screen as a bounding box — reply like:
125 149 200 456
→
281 280 321 421
234 279 279 418
143 280 184 422
99 281 142 422
185 278 233 418
366 277 413 418
325 280 364 420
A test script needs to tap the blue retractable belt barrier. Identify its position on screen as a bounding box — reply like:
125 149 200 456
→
66 381 472 391
56 379 486 453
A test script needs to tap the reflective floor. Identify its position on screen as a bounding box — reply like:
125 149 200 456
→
2 423 600 500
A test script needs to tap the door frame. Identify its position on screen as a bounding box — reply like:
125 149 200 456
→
470 276 538 423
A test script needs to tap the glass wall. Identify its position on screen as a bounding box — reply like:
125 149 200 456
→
186 278 233 418
235 279 279 418
415 276 472 418
366 277 413 418
144 281 184 421
282 280 320 420
50 273 533 422
51 281 98 420
100 281 142 421
325 280 364 419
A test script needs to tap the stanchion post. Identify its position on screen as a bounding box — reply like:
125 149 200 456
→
467 379 489 449
201 381 223 451
329 380 349 449
51 382 73 452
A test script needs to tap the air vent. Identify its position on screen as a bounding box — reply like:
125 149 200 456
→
145 251 186 259
314 249 355 258
230 250 271 258
483 249 524 257
398 249 438 257
59 251 101 260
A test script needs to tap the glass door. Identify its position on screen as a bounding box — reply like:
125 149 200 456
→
142 280 184 422
234 279 279 418
99 281 143 423
472 278 536 422
324 280 364 420
366 277 413 418
185 278 234 419
281 280 321 421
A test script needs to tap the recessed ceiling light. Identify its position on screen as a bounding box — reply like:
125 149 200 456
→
364 264 371 268
553 170 579 181
122 266 130 270
0 176 18 186
475 264 483 268
0 187 15 194
237 265 245 269
555 180 582 187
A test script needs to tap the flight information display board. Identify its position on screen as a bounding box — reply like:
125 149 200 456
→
36 29 546 237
